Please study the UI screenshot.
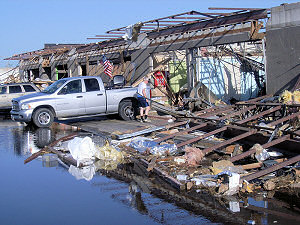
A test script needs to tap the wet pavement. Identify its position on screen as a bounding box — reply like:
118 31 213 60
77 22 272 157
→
0 118 300 225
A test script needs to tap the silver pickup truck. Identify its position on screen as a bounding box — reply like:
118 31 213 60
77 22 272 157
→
11 75 138 127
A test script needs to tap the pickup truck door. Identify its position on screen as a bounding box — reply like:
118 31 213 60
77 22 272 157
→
55 79 86 117
83 78 106 114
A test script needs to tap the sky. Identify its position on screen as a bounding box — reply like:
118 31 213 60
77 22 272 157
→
0 0 299 67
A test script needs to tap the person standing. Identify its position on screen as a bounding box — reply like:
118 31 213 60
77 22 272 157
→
137 77 151 122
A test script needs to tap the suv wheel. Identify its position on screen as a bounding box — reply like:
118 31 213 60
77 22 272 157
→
119 101 136 120
32 108 54 128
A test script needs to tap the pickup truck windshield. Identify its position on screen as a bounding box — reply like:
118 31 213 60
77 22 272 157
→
42 80 67 94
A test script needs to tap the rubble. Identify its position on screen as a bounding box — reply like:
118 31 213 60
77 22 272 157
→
24 94 300 200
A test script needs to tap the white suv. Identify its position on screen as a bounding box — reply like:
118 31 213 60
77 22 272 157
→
0 83 40 110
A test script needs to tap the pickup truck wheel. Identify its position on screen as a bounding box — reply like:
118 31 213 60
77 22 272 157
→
119 101 135 121
32 108 54 128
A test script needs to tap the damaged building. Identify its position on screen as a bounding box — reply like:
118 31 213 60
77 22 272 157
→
5 3 300 104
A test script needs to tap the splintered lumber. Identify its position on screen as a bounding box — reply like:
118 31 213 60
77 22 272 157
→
197 107 234 119
267 110 300 127
116 120 188 139
24 133 77 164
138 158 184 190
215 105 256 121
235 105 281 124
230 134 290 162
242 155 300 182
176 126 228 148
202 129 257 155
155 123 207 143
47 147 77 166
241 158 287 170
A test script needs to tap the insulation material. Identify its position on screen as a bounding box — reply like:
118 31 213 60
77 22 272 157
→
280 90 300 104
95 142 124 162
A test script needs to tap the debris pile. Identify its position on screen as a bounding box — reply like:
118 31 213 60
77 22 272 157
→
24 94 300 198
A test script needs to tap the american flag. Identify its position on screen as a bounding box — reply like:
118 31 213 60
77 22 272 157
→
102 55 113 78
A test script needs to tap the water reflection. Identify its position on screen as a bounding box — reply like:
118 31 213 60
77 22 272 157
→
4 122 300 225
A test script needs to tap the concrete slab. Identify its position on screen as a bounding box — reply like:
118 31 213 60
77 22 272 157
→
58 115 167 136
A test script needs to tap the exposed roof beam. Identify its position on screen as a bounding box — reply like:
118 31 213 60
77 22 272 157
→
208 7 267 11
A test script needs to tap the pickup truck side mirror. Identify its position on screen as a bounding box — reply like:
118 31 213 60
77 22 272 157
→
113 75 125 86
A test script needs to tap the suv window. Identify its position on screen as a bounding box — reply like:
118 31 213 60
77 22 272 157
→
23 85 36 92
9 85 22 93
0 86 7 94
84 78 100 92
58 80 82 94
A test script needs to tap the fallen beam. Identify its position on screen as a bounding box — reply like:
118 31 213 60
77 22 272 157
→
24 133 78 164
137 158 184 190
268 111 300 127
235 105 281 124
194 105 232 116
177 126 228 148
197 107 234 119
230 134 290 162
241 158 286 170
116 120 188 139
202 129 257 155
155 123 207 143
215 105 256 121
242 154 300 182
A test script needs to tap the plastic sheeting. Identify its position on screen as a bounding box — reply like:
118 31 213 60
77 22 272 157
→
129 137 178 156
94 142 124 162
68 137 96 163
68 164 96 181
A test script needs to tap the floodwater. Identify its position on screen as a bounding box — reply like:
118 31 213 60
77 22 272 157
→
0 119 300 225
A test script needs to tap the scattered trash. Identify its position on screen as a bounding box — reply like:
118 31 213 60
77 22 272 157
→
68 164 96 181
229 201 240 212
211 160 245 175
150 143 177 156
129 137 177 156
263 180 276 191
174 157 186 164
176 174 188 181
68 136 96 166
184 146 204 166
191 175 218 187
251 144 270 162
95 142 124 162
217 171 240 195
129 137 156 153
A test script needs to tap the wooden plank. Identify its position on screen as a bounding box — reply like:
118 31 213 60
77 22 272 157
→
155 123 207 143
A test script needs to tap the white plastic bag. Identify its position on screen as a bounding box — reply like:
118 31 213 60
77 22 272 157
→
68 165 95 181
68 137 96 162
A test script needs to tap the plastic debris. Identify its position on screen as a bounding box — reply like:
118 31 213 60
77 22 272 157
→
94 159 119 171
129 137 156 153
174 157 186 164
68 136 96 166
191 175 218 187
95 142 124 162
68 164 96 181
176 174 188 181
255 149 270 162
217 171 240 195
129 137 178 156
150 143 177 156
229 201 240 212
